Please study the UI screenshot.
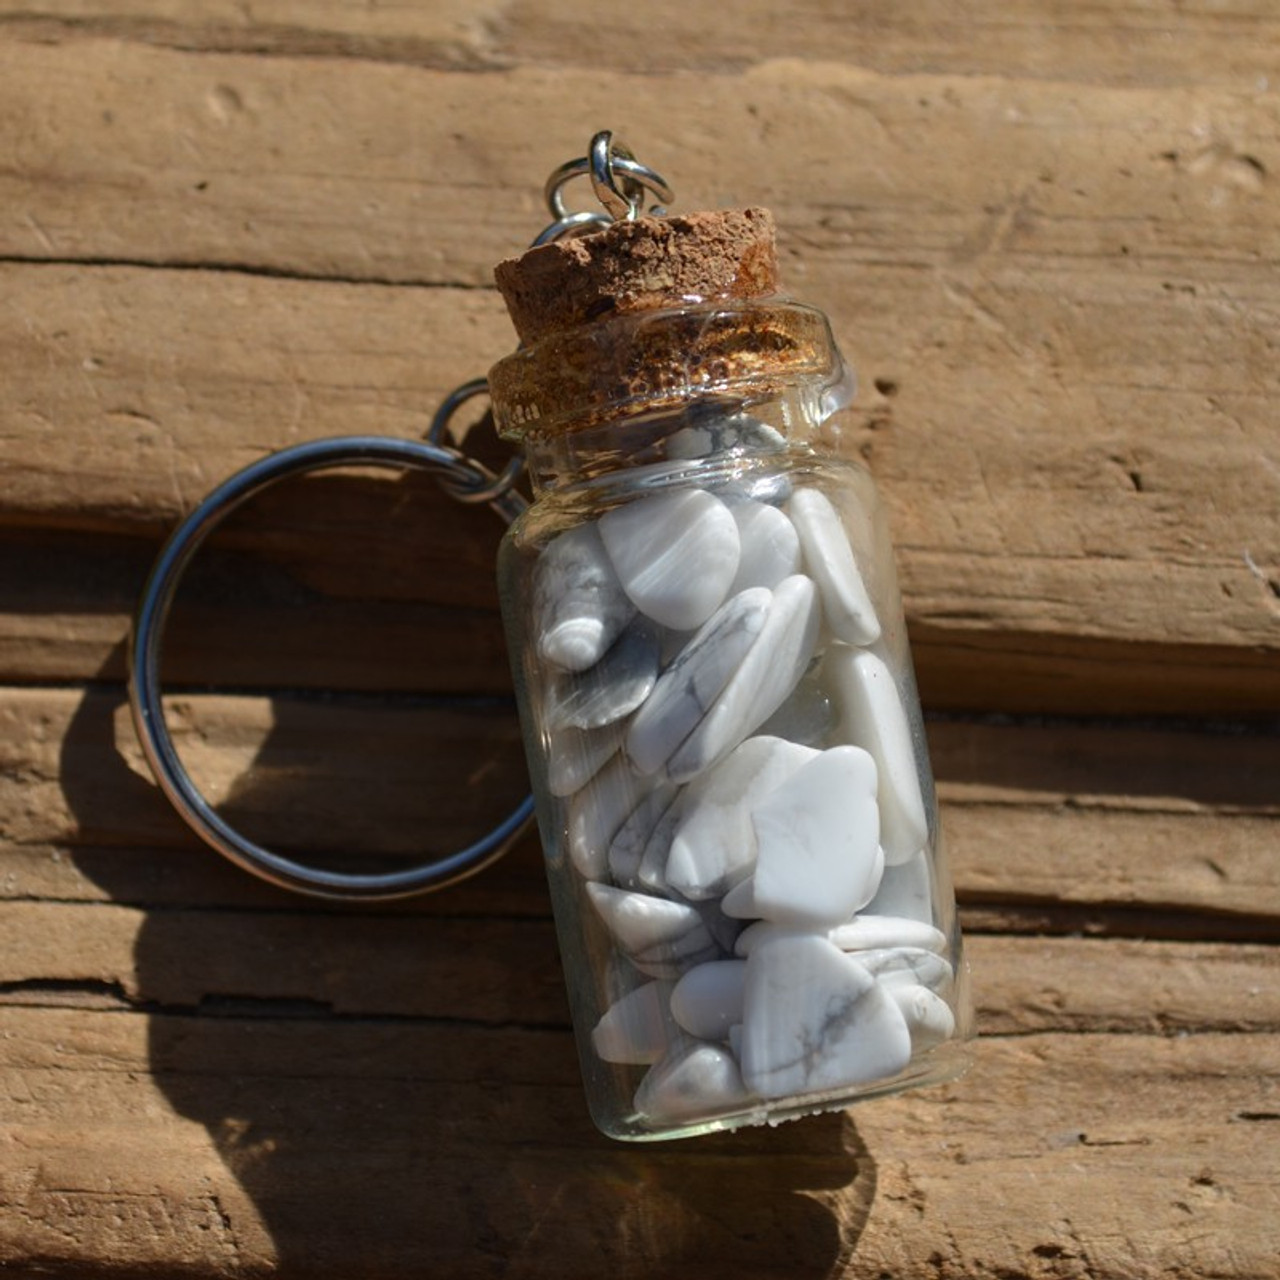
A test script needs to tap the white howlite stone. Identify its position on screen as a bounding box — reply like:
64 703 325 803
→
592 981 677 1064
751 746 884 927
634 1040 753 1122
626 588 772 776
740 934 912 1099
788 488 881 646
670 960 747 1041
887 983 956 1051
567 753 650 880
865 847 935 924
667 575 821 782
546 722 626 798
728 501 802 593
535 523 636 672
733 921 820 958
665 736 818 901
855 945 954 992
828 915 947 954
546 620 660 731
822 646 929 865
666 409 786 461
637 798 684 894
586 883 718 979
609 780 679 891
599 489 741 631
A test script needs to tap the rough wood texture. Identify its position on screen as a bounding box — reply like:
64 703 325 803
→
1 5 1277 1278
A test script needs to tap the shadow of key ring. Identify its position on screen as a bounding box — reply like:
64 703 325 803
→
128 435 535 901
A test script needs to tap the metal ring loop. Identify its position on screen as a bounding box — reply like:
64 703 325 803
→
544 138 674 222
425 376 526 506
128 435 534 901
531 210 613 247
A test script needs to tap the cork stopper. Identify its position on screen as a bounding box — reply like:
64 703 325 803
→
488 206 839 442
494 207 779 345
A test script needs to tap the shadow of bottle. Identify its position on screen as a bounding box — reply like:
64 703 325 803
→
60 644 875 1274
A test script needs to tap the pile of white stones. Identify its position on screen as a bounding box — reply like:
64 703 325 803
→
532 441 956 1126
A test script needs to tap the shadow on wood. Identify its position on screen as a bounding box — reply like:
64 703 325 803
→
57 669 875 1277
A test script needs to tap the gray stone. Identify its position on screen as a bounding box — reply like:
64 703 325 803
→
534 523 636 672
626 587 771 776
545 619 661 731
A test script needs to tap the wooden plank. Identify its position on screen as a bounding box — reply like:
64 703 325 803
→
2 1004 1277 1278
3 44 1277 285
2 264 1278 711
3 0 1279 88
4 896 1278 1035
3 686 1276 927
2 44 1277 711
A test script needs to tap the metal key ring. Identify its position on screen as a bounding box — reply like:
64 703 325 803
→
128 435 535 901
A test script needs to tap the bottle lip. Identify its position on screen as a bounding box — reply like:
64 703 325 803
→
488 297 845 444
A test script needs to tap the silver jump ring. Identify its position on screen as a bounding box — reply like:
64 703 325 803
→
531 210 613 247
128 435 534 901
545 135 674 222
425 376 526 506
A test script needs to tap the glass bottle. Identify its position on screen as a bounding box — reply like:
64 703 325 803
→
489 207 972 1141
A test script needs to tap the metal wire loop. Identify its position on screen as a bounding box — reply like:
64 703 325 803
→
128 435 533 901
544 131 674 224
531 210 614 247
425 376 525 505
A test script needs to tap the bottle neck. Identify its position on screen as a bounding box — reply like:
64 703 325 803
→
489 299 853 497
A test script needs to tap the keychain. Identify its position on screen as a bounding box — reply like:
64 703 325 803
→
130 132 972 1142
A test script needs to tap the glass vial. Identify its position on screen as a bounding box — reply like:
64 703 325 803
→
489 208 972 1141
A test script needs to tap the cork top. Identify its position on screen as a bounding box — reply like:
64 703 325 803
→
487 205 842 443
494 207 779 345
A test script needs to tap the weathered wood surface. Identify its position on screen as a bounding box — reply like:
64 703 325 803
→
1 4 1278 1278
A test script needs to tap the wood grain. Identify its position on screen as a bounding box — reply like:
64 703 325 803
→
1 4 1278 1277
3 1008 1277 1278
4 1 1280 86
2 260 1277 711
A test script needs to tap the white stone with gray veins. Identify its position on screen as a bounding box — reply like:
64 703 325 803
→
739 933 912 1099
828 914 947 954
854 945 954 992
545 619 660 731
637 799 684 894
670 960 747 1041
591 980 678 1064
626 587 772 776
821 646 929 864
546 721 626 798
534 523 636 672
666 410 786 461
665 736 818 901
667 574 821 783
789 487 881 646
635 1040 752 1121
727 500 801 592
608 779 679 891
585 883 719 979
750 745 884 927
598 489 741 631
567 753 651 879
888 983 957 1051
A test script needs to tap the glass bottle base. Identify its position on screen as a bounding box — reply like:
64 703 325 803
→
597 1038 973 1143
